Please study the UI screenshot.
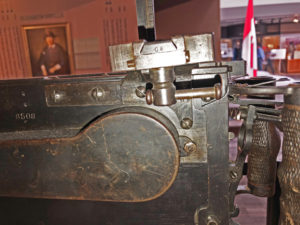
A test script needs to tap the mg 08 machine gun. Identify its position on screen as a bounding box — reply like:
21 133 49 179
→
0 34 299 225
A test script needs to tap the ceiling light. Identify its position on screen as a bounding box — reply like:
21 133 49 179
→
293 15 299 23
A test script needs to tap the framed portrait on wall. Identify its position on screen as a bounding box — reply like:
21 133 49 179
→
22 23 74 77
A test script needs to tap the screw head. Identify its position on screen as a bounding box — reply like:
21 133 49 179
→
207 222 217 225
203 97 212 102
135 86 146 98
207 220 217 225
91 88 104 100
180 118 193 129
184 141 197 154
228 132 235 140
207 216 218 225
230 171 238 179
96 90 103 97
54 93 61 100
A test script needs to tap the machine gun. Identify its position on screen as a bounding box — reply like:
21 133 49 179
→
0 33 299 225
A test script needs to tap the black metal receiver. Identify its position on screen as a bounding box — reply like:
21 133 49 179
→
0 33 299 225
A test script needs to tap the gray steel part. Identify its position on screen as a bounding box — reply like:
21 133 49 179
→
136 0 155 29
149 67 176 106
109 34 215 71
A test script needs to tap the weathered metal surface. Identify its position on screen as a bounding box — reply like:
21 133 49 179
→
109 34 214 71
0 76 124 139
45 81 122 106
197 98 229 225
278 101 300 224
230 85 293 96
247 120 280 197
228 105 256 218
237 77 282 198
136 0 155 29
0 66 231 224
0 110 179 202
0 164 208 225
0 44 258 224
229 82 300 224
3 40 300 225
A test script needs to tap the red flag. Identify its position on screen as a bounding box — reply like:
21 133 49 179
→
242 0 257 77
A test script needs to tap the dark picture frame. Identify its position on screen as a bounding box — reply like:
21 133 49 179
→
22 23 74 76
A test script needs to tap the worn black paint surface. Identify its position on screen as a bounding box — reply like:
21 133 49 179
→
0 165 207 225
0 77 124 135
0 112 179 202
0 72 230 224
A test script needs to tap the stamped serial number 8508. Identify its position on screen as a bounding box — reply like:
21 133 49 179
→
16 113 36 120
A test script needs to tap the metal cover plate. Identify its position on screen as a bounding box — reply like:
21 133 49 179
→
0 112 179 202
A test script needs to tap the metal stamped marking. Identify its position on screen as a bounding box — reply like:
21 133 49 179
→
15 113 36 120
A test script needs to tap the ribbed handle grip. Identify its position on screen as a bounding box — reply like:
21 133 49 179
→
278 104 300 224
247 120 280 197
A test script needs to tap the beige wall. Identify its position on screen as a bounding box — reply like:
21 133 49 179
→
155 0 221 61
0 0 139 79
0 0 221 79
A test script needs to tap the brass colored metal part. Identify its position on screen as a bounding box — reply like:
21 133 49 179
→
146 89 153 105
175 83 222 100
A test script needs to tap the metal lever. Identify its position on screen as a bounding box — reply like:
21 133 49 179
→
144 67 222 106
175 84 222 100
146 83 222 106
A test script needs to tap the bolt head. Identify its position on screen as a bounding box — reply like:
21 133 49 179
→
207 216 218 225
228 132 235 140
54 93 61 99
204 97 212 102
184 141 197 154
180 118 193 129
96 91 103 97
91 88 104 100
230 171 238 179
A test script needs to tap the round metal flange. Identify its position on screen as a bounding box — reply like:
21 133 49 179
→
83 108 180 201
